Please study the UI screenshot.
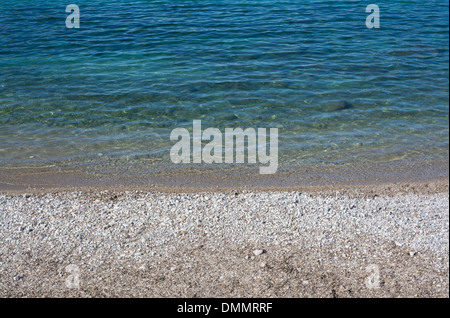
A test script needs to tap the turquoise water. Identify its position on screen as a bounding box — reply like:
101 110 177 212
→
0 1 448 169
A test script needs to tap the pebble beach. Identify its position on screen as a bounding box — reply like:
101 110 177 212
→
0 181 448 297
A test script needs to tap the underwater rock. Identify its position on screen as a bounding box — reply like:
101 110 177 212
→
325 101 354 112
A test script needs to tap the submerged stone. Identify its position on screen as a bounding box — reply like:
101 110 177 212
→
325 101 354 112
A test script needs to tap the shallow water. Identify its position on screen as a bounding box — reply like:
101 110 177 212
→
0 1 448 171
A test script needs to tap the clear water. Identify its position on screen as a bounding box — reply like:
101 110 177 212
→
0 1 448 170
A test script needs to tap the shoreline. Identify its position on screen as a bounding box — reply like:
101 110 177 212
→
0 158 448 193
1 179 448 197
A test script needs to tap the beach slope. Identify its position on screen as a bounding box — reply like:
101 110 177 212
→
0 181 448 297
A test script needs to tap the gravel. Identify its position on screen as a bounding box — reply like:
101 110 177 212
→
0 187 448 297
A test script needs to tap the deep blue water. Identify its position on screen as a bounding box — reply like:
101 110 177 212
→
0 1 448 168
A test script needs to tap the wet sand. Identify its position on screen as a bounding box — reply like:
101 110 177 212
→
0 158 448 192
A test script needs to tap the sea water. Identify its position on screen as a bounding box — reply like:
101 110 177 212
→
0 0 448 171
